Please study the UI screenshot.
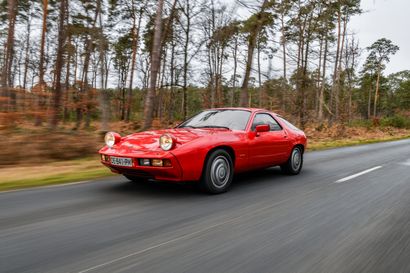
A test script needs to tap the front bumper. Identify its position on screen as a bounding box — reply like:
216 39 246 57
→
99 151 183 182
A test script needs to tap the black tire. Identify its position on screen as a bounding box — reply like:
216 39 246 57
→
281 146 303 175
200 149 234 194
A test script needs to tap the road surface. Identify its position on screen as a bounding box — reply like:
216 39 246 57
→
1 139 410 273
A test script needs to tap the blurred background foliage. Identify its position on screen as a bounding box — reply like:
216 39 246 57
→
0 0 409 167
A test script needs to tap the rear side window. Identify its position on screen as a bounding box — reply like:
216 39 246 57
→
251 113 282 131
277 116 301 131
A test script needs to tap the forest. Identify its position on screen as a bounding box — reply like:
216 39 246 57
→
0 0 410 167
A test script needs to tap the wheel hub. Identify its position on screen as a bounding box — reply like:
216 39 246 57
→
210 156 230 188
292 149 301 171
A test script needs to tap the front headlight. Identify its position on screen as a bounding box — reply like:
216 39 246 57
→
159 134 175 151
105 132 121 148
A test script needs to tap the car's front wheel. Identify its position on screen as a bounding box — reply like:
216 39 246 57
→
281 146 303 175
200 149 233 194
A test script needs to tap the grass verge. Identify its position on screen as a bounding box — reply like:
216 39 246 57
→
0 157 114 192
308 134 410 151
0 135 409 192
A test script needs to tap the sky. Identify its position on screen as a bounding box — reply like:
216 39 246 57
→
350 0 410 74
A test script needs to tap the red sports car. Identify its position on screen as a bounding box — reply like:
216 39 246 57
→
99 108 307 193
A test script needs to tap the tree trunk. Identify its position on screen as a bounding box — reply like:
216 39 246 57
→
63 34 71 123
347 38 357 122
257 37 262 108
182 1 190 120
209 0 215 108
1 0 18 90
143 0 164 130
337 16 347 120
23 8 32 90
213 40 224 108
280 13 287 80
239 0 268 107
168 40 176 122
63 0 71 123
82 6 100 128
97 0 109 132
373 68 381 117
39 0 48 85
34 0 48 126
158 47 167 122
240 33 256 107
299 37 311 130
50 0 66 129
316 38 323 116
330 8 342 123
367 82 372 119
126 4 143 122
231 37 238 106
318 38 328 122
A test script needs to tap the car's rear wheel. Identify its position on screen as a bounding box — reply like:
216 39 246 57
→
200 149 233 194
281 146 303 175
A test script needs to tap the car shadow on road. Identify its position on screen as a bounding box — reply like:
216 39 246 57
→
103 166 309 197
230 167 303 190
105 178 203 198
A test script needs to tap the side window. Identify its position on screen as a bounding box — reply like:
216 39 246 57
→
277 116 301 131
251 113 282 131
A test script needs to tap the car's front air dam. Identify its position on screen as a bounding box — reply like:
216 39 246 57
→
101 152 184 182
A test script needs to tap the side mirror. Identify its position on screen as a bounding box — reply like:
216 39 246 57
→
255 124 270 133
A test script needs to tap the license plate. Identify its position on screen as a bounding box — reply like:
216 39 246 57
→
110 156 133 167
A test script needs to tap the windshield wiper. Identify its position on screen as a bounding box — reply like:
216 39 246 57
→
195 125 231 130
179 125 197 129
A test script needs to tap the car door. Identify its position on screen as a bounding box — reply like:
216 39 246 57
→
249 113 291 167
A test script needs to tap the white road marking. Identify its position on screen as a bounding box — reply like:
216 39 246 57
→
335 166 383 183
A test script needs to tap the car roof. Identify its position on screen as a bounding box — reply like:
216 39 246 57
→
207 107 278 115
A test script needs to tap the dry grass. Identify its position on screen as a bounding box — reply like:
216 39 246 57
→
1 157 101 181
0 157 113 191
0 130 101 166
304 124 410 150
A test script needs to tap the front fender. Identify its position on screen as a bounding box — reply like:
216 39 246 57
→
171 131 248 181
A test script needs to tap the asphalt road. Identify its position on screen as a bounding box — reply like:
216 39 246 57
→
1 139 410 273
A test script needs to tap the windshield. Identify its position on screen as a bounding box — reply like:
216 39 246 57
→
178 110 251 131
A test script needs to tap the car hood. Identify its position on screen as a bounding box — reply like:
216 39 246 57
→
117 128 227 152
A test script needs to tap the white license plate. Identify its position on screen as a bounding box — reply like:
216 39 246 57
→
110 156 133 167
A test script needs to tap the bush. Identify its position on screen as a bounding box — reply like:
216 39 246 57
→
380 115 410 129
348 119 373 129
